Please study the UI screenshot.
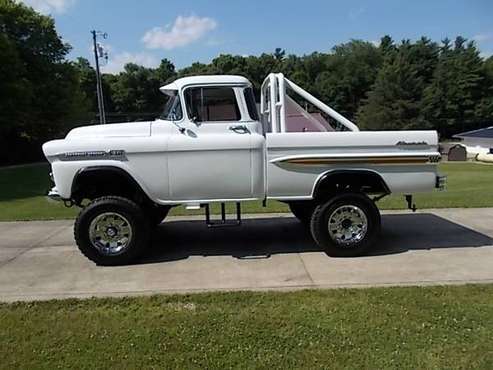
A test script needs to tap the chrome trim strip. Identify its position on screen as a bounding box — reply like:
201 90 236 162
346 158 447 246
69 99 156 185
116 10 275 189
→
271 152 441 165
286 157 429 165
269 151 441 163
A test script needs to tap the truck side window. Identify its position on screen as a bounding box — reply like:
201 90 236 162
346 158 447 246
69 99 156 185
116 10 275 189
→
160 92 183 121
243 87 259 121
184 87 241 122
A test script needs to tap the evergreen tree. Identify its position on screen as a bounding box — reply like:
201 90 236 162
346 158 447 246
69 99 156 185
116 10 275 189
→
314 40 383 119
357 45 425 130
379 35 396 56
475 56 493 124
422 37 485 136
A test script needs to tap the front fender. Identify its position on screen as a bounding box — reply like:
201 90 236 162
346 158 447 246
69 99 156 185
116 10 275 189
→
50 160 153 201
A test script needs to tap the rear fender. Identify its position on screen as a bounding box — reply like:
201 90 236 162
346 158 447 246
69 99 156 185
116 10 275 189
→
312 169 390 199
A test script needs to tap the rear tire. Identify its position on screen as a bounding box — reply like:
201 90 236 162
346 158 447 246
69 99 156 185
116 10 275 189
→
310 193 380 257
74 196 150 266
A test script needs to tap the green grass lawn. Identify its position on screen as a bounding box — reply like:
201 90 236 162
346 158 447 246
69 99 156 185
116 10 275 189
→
1 285 492 368
1 162 493 221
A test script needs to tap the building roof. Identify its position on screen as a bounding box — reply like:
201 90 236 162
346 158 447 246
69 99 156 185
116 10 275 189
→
160 75 251 94
453 126 493 139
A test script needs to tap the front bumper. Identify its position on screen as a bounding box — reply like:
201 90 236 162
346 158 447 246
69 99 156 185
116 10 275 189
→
47 171 62 202
47 186 62 202
436 174 447 191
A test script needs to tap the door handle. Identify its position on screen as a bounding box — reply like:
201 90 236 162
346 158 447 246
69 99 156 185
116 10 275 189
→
229 125 250 134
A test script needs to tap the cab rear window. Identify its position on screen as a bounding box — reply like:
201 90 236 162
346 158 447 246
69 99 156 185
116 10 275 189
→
243 87 259 121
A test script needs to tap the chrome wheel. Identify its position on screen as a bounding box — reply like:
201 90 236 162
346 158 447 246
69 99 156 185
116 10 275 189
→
89 212 133 256
328 205 368 246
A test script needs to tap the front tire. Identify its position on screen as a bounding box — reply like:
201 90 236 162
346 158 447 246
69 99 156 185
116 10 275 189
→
74 196 150 265
310 193 381 257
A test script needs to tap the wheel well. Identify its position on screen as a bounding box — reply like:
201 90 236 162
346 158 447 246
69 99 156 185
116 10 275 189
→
71 166 152 206
313 170 390 200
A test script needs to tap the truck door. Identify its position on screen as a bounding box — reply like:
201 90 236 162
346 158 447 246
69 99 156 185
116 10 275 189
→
167 85 265 201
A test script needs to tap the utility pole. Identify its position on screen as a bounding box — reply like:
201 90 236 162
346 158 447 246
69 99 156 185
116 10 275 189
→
91 30 108 124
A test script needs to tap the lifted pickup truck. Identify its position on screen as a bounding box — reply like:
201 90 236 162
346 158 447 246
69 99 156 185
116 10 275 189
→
43 73 445 265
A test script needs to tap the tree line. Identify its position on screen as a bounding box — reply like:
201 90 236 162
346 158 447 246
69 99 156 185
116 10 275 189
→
1 0 492 164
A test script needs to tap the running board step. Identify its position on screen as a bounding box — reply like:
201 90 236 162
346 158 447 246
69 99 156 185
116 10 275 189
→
205 203 241 227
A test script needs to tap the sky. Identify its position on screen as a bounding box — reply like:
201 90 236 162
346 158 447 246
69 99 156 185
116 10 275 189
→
20 0 493 74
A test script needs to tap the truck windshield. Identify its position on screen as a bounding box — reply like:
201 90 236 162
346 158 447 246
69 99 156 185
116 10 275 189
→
160 92 183 121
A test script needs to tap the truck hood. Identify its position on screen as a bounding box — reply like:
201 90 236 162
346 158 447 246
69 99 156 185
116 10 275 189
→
66 121 152 139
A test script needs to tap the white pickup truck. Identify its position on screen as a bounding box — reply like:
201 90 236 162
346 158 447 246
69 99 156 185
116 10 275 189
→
43 73 445 265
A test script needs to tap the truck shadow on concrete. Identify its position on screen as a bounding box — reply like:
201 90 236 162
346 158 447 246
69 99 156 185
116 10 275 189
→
140 213 493 264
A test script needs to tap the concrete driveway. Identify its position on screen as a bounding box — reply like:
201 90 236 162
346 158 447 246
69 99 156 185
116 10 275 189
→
1 208 493 302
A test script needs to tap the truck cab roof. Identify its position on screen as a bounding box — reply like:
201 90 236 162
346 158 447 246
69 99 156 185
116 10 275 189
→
160 75 251 94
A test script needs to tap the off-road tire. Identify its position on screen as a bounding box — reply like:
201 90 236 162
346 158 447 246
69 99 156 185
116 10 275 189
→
310 193 381 257
74 196 150 266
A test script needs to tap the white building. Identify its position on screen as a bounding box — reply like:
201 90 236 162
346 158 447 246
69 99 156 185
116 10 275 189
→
453 127 493 155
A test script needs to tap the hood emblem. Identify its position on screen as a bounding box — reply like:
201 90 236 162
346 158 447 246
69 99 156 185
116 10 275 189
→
58 150 127 161
396 141 429 146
